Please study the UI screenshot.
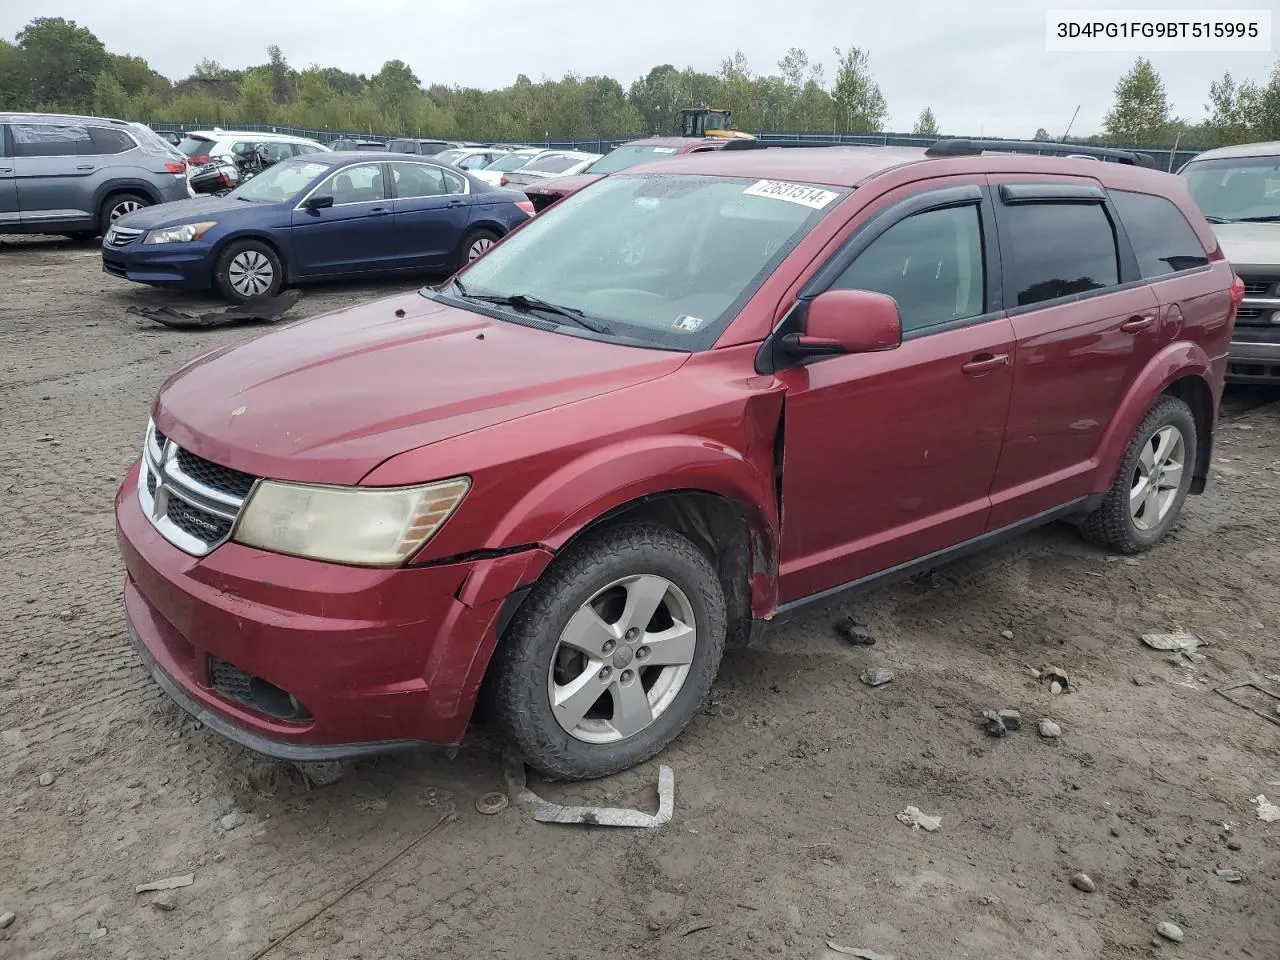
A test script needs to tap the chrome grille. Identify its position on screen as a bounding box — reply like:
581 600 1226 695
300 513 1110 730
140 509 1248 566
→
105 226 143 248
1242 278 1273 297
1237 275 1280 328
137 420 257 556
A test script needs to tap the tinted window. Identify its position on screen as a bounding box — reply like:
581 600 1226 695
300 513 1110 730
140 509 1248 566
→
386 139 416 153
830 204 985 333
11 123 91 157
390 162 464 198
88 127 137 155
318 163 385 204
177 136 216 157
418 142 449 155
1111 190 1209 278
1004 202 1119 306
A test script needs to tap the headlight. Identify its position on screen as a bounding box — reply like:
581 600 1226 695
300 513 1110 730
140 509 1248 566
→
233 478 471 566
144 221 217 244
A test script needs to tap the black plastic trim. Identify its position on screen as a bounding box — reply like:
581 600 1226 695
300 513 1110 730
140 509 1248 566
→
998 182 1106 203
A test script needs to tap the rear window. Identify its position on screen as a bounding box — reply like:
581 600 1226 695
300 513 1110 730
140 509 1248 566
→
386 139 417 153
523 154 585 174
1003 202 1120 306
587 144 680 174
177 136 215 157
1110 190 1209 279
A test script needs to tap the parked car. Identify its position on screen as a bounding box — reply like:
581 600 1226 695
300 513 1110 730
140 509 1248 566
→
498 150 602 188
385 138 460 156
470 148 553 186
1179 140 1280 383
432 147 509 172
116 144 1241 781
0 112 191 239
175 129 329 166
101 152 533 303
152 129 183 147
521 136 735 212
330 138 388 152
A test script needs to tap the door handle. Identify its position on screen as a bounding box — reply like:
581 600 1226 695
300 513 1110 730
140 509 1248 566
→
368 207 390 217
961 353 1010 375
1120 314 1155 333
76 164 95 171
447 199 466 207
0 167 11 174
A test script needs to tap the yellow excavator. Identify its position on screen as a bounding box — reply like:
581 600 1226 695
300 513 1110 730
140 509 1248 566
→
679 107 755 140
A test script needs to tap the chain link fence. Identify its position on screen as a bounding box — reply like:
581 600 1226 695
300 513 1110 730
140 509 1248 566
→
147 121 1205 170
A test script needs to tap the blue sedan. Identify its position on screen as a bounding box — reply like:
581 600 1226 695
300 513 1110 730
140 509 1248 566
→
102 152 535 303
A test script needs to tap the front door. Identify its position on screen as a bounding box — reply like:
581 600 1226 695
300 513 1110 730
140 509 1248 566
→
0 125 17 229
985 177 1162 528
777 182 1016 603
290 161 400 277
10 120 100 229
388 161 473 269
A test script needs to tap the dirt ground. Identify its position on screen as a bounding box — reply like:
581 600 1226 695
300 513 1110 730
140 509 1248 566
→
1 234 1278 960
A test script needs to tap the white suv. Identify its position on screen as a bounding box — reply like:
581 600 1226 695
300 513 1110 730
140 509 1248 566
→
175 129 329 166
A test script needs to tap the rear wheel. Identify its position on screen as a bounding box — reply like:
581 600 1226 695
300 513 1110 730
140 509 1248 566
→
454 227 500 271
214 239 284 304
489 523 727 780
98 192 150 236
1079 395 1197 553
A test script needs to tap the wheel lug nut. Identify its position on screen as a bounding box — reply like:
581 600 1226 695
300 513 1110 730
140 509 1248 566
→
602 640 616 654
598 667 612 681
624 628 639 641
620 670 634 683
636 646 650 660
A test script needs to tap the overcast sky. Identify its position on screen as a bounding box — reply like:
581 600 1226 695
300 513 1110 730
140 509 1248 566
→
3 0 1275 138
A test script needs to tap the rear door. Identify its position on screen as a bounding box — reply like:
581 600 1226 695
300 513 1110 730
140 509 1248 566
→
11 120 100 229
986 177 1162 528
290 161 399 277
0 125 17 229
388 161 472 269
777 178 1017 602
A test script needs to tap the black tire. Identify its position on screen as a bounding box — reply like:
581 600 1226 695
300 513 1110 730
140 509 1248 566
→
1080 395 1197 554
214 239 284 304
453 227 500 271
489 522 727 781
98 192 151 236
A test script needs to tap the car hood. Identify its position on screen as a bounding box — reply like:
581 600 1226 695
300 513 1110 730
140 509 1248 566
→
114 196 281 232
1208 221 1280 269
153 292 687 485
523 173 604 197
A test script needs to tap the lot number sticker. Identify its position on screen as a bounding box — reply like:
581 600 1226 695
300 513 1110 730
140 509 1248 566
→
743 180 839 209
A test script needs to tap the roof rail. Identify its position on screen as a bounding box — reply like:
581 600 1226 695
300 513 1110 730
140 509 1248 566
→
924 138 1158 169
720 139 841 151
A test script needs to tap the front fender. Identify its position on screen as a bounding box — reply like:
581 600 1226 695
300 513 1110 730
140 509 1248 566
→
1090 340 1213 491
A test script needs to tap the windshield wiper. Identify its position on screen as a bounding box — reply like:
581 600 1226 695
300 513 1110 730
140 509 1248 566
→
1203 215 1236 224
455 288 612 334
1234 215 1280 223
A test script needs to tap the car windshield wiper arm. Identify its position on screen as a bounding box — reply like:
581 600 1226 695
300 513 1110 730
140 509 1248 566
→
1234 215 1280 223
1203 215 1236 224
456 289 612 334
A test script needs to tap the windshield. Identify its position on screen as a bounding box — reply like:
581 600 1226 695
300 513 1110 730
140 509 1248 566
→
177 136 216 157
229 159 331 203
446 173 847 349
588 144 681 174
1183 155 1280 221
523 154 587 174
486 152 540 172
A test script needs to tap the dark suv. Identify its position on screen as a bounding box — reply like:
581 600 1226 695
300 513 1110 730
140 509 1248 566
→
117 141 1240 781
0 112 190 238
386 138 459 156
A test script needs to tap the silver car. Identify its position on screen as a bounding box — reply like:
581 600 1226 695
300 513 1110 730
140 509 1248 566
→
0 112 192 239
499 150 603 187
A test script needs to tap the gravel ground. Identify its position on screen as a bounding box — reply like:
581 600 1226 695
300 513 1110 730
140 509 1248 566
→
2 235 1278 960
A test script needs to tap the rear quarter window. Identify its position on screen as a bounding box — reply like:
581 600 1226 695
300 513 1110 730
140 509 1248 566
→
88 127 137 155
1003 201 1120 306
1110 189 1210 278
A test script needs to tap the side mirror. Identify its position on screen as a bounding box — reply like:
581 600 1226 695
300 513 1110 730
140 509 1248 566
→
305 195 334 211
782 288 902 360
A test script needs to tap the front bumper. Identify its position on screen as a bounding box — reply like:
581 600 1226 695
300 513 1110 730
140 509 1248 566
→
115 463 552 760
102 240 215 288
1227 336 1280 384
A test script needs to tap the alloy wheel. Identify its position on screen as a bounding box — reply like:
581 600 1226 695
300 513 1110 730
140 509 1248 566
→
110 199 144 222
548 574 697 744
1129 424 1186 531
468 237 494 260
228 250 274 298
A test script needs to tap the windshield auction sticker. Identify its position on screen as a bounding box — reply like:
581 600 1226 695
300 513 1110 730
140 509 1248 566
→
742 180 839 209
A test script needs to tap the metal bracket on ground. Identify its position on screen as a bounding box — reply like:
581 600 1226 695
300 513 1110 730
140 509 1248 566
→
1215 679 1280 728
501 753 675 827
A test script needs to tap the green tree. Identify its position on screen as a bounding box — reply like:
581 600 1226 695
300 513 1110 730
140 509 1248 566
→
1033 126 1053 140
93 71 131 117
266 45 293 104
1103 57 1170 143
15 17 109 111
371 59 422 130
235 72 274 123
913 107 939 136
0 39 20 109
111 54 170 99
1206 73 1249 146
831 46 887 132
1236 59 1280 141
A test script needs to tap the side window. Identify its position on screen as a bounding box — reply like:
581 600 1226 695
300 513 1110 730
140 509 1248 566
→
830 204 986 333
458 154 487 170
391 162 449 198
441 167 467 195
1110 189 1210 278
1003 202 1119 306
87 127 136 155
318 163 385 204
11 123 92 158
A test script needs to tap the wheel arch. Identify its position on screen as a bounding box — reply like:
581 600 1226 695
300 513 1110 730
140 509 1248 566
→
94 180 162 214
1162 373 1214 495
211 232 292 284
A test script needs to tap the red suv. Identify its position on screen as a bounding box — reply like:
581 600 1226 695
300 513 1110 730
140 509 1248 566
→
116 143 1243 780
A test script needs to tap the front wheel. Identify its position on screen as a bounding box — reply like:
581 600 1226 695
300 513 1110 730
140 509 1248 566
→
488 523 727 780
1079 395 1197 553
214 239 284 304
